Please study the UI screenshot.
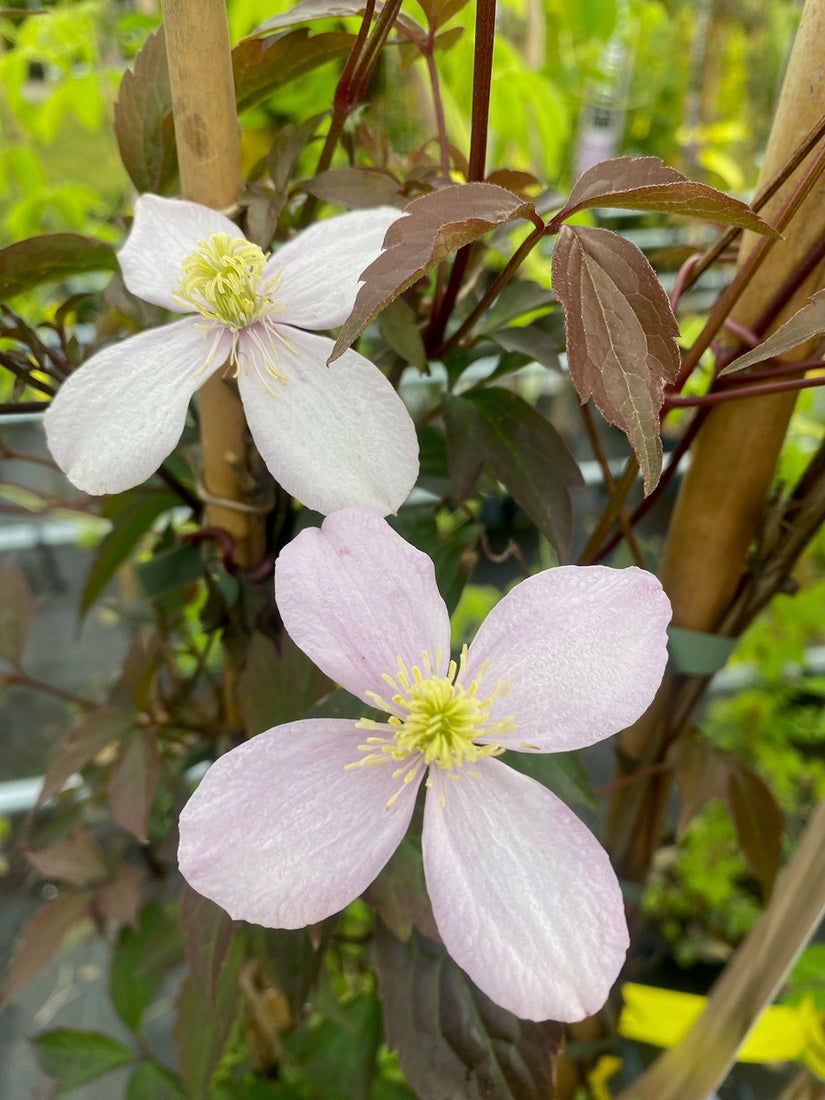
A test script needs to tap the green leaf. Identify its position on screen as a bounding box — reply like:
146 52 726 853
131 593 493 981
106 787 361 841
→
285 992 382 1100
114 27 177 194
81 492 179 616
374 924 563 1099
462 387 584 562
134 543 203 599
503 750 597 810
174 938 243 1100
0 233 117 300
239 631 334 735
377 297 427 372
179 884 237 1008
233 29 354 113
442 395 485 502
31 1029 134 1094
364 833 439 942
127 1060 186 1100
110 901 185 1033
667 626 737 676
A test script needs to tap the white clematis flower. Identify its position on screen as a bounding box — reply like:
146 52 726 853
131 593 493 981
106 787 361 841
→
44 195 418 515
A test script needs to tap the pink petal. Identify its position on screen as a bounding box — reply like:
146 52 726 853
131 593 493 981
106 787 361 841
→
275 508 451 703
236 325 418 515
118 194 244 311
44 318 229 495
466 565 671 753
423 758 628 1022
269 207 399 330
178 719 420 927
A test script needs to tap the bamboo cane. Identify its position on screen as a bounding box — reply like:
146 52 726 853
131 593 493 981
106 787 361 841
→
607 0 825 879
161 0 265 569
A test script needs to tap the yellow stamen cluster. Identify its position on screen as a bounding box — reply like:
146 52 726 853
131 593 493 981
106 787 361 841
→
173 232 293 389
350 646 515 807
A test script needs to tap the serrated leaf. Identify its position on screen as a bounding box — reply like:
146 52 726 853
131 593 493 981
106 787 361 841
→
721 288 825 375
37 708 136 808
233 29 355 113
0 234 118 300
127 1060 186 1100
114 27 177 194
331 184 536 360
107 728 161 843
81 492 179 616
3 891 92 1007
726 762 783 898
174 938 243 1100
551 156 779 237
673 736 731 839
110 901 185 1033
377 297 427 371
27 826 107 887
179 883 237 1007
0 557 39 669
552 224 680 492
375 923 563 1100
303 167 406 210
239 631 334 736
31 1029 134 1094
461 387 584 562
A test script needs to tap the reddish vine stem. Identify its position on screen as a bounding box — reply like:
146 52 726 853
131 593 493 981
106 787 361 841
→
425 0 497 351
579 404 645 568
3 672 98 710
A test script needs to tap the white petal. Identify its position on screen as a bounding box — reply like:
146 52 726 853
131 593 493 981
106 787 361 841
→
178 719 420 928
275 508 451 703
44 318 229 495
236 325 418 515
423 759 629 1022
270 206 399 330
118 194 246 311
466 565 671 753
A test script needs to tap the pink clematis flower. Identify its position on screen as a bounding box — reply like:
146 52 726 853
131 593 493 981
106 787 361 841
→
178 508 671 1021
44 196 418 515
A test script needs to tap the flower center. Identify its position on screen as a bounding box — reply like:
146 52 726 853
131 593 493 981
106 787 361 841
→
174 232 280 331
350 646 515 807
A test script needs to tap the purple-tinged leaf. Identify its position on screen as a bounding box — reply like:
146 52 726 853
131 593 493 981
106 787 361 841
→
174 939 243 1100
2 891 93 1007
233 30 355 113
114 27 177 195
96 863 146 928
331 183 536 360
27 826 108 887
550 156 779 237
673 736 731 840
179 883 238 1008
552 224 680 492
462 387 584 562
110 636 160 712
721 289 825 375
375 923 563 1100
364 835 440 942
726 761 783 899
252 923 335 1022
487 314 564 371
0 234 118 301
239 631 333 736
267 113 327 193
301 167 407 209
37 708 136 809
107 728 161 844
0 558 40 669
251 0 424 39
31 1028 134 1093
485 168 541 196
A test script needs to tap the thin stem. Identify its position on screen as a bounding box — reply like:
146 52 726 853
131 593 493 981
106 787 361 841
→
424 35 451 178
0 400 51 414
577 455 639 566
665 370 825 409
3 671 97 710
580 403 645 568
